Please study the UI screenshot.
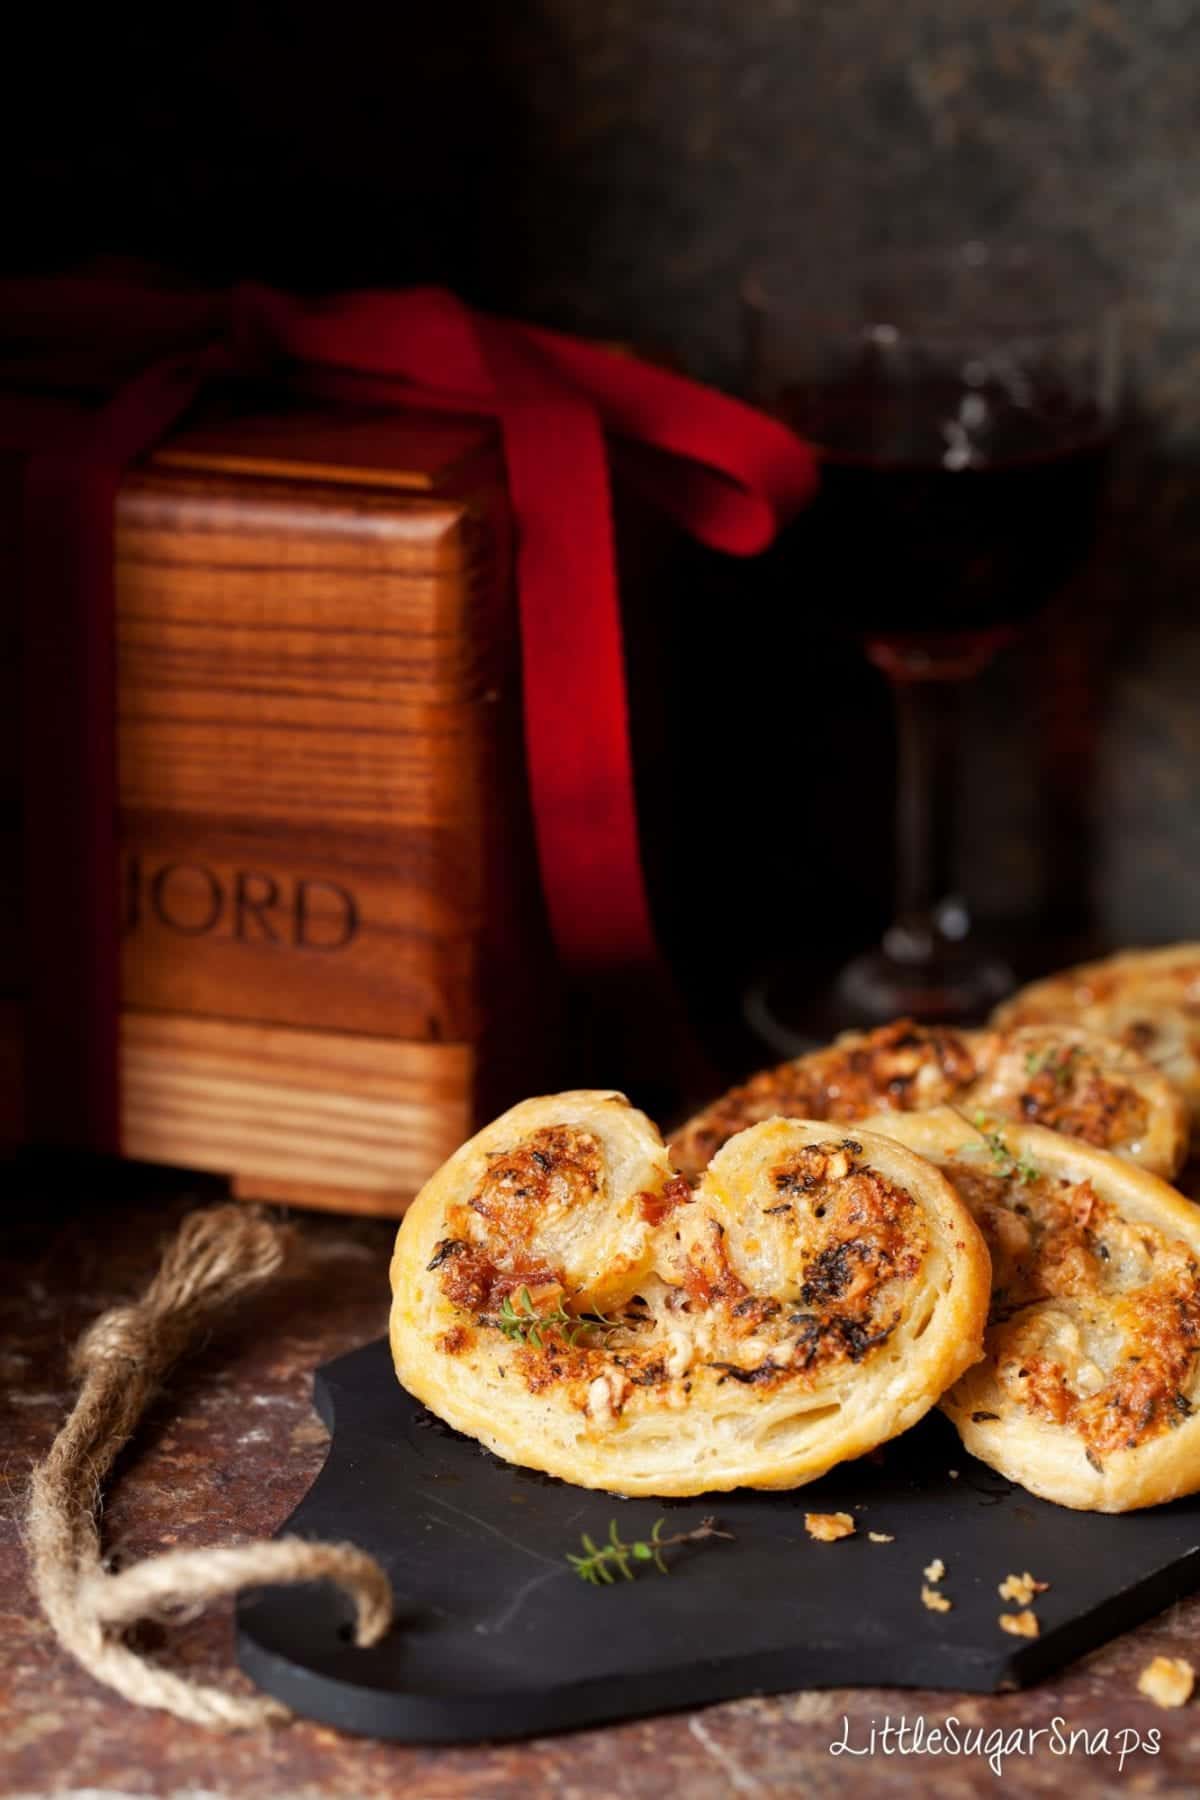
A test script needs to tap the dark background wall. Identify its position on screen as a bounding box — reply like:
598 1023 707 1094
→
478 0 1200 993
5 0 1200 1049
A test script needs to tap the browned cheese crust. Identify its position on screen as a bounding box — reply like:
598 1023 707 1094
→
860 1109 1200 1511
390 1093 990 1495
994 945 1200 1146
947 1163 1199 1461
431 1135 923 1398
671 1021 977 1182
671 1019 1186 1183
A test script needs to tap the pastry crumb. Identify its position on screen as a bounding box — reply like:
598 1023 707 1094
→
998 1571 1049 1606
999 1609 1040 1638
948 1468 960 1479
923 1557 946 1583
868 1531 894 1544
805 1511 856 1542
1137 1656 1195 1709
921 1584 952 1613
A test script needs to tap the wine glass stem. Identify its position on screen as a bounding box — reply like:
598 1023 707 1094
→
885 673 961 963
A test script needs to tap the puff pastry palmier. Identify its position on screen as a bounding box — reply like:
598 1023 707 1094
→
860 1108 1200 1512
389 1091 989 1496
966 1024 1186 1178
670 1019 1185 1182
994 945 1200 1140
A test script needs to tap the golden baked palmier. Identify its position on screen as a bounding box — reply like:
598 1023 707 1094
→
860 1108 1200 1513
670 1019 1185 1182
994 945 1200 1142
966 1023 1186 1178
389 1092 989 1496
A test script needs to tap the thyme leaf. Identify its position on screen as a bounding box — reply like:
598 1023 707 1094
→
567 1516 732 1584
1023 1044 1082 1088
953 1109 1040 1185
487 1285 625 1349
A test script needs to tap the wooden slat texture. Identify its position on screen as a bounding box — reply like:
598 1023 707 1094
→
119 838 482 1039
117 471 510 704
118 704 492 829
122 702 492 828
3 393 558 1212
119 1012 474 1207
153 402 497 495
230 1173 417 1218
119 620 490 713
108 423 533 1047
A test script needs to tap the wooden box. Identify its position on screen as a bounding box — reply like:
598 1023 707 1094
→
5 399 559 1214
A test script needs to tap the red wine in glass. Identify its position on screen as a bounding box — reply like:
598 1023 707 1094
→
743 245 1120 1045
779 368 1112 675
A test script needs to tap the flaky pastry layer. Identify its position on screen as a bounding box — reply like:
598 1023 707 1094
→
862 1108 1200 1512
390 1091 989 1496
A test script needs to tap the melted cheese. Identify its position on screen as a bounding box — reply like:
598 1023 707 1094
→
390 1094 991 1496
672 1019 1186 1184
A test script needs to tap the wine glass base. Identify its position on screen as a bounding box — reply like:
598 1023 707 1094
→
834 945 1015 1027
745 946 1015 1060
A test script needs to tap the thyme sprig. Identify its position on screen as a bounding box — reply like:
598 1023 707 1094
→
1023 1044 1082 1088
567 1516 732 1584
953 1108 1040 1185
488 1285 624 1349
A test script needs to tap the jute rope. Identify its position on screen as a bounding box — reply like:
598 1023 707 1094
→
26 1204 393 1730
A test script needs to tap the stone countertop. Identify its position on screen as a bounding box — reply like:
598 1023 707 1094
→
4 1168 1200 1799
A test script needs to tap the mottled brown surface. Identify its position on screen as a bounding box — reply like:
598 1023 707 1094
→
6 1167 1200 1797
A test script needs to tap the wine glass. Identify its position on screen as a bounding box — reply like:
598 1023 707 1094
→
742 241 1120 1050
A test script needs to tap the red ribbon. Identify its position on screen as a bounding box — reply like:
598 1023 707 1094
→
8 280 816 1150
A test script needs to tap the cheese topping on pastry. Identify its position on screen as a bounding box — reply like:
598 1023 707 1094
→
671 1019 1186 1182
860 1108 1200 1512
390 1092 990 1496
994 944 1200 1142
671 1020 975 1181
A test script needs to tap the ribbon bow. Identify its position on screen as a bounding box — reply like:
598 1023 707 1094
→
9 279 816 1149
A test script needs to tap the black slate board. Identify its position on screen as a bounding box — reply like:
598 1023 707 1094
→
236 1339 1200 1742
